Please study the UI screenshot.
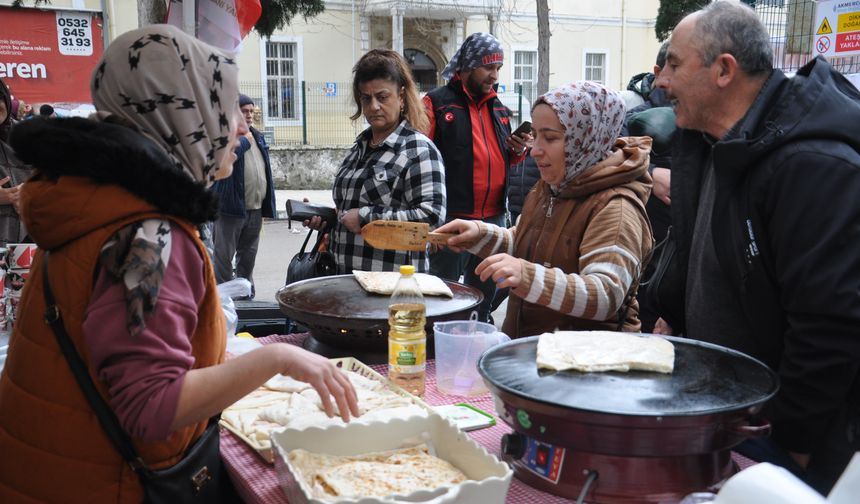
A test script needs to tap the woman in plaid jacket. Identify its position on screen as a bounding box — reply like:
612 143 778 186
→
326 49 446 273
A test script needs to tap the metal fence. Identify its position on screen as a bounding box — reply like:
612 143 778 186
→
238 81 361 146
238 81 530 148
754 0 860 73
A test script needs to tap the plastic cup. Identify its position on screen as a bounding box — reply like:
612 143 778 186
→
433 320 509 396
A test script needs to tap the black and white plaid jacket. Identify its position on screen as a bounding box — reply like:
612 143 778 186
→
331 120 446 273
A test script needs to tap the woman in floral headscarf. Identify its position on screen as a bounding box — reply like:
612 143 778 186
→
437 81 654 338
0 25 357 502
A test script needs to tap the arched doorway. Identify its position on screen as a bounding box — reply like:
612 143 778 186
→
404 48 437 93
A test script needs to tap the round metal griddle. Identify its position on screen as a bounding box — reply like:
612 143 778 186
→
277 275 482 361
479 335 777 417
479 335 779 502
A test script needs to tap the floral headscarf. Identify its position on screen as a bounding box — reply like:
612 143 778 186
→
91 24 240 187
534 81 626 189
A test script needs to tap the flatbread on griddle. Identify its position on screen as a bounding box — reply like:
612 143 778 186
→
536 331 675 374
352 270 454 297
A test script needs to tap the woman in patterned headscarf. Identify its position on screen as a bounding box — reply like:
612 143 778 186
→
437 81 654 338
0 25 357 502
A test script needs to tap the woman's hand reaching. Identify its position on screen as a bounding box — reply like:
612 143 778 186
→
434 219 480 253
276 344 360 422
171 343 360 431
476 253 523 289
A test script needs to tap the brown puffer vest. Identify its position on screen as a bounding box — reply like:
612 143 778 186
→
0 179 225 503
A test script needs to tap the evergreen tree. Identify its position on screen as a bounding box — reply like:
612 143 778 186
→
655 0 710 41
255 0 324 39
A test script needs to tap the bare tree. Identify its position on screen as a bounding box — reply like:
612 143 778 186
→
536 0 550 96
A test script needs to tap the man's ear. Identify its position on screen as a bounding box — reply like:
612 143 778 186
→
714 53 739 89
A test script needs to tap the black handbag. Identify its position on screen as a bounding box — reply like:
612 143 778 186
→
286 226 337 285
41 252 225 503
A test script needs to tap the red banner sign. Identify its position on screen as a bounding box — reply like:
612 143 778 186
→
0 7 104 104
837 31 860 52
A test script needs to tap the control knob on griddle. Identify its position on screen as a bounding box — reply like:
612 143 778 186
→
501 433 526 459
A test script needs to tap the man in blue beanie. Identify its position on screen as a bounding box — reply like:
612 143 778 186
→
211 94 276 297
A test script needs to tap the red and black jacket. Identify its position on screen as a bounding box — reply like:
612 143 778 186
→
425 78 514 218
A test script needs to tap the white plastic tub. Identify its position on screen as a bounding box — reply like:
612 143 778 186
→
271 414 512 504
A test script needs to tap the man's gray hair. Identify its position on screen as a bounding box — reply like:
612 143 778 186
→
695 0 773 77
656 41 670 68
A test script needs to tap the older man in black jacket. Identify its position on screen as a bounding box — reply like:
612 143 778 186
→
655 1 860 493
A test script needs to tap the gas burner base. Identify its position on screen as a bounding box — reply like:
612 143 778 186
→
505 441 736 503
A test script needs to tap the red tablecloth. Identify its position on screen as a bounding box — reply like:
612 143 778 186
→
220 333 755 503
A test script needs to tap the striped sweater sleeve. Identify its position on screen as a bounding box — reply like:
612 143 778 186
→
512 197 649 321
466 221 516 256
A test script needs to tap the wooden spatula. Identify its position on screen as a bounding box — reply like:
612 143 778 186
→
361 220 456 251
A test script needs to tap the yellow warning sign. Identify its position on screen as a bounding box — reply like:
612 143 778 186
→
838 12 860 33
818 17 833 35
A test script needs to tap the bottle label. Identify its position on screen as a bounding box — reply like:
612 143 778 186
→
389 338 426 374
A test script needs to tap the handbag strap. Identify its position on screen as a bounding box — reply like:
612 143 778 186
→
297 225 315 254
299 222 333 255
42 251 151 474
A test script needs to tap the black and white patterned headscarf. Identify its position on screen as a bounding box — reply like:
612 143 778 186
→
89 24 240 336
91 24 239 187
441 32 504 81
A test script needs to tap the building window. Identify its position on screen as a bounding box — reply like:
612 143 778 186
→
584 51 607 84
513 50 537 103
265 41 298 119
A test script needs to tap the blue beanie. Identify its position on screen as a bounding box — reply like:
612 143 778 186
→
239 94 254 107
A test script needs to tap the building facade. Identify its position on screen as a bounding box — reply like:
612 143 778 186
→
1 0 663 145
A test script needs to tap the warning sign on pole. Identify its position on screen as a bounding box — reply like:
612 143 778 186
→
815 0 860 57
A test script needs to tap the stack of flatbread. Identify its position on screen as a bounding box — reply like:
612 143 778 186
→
536 331 675 374
222 370 428 451
353 270 453 297
288 444 468 500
